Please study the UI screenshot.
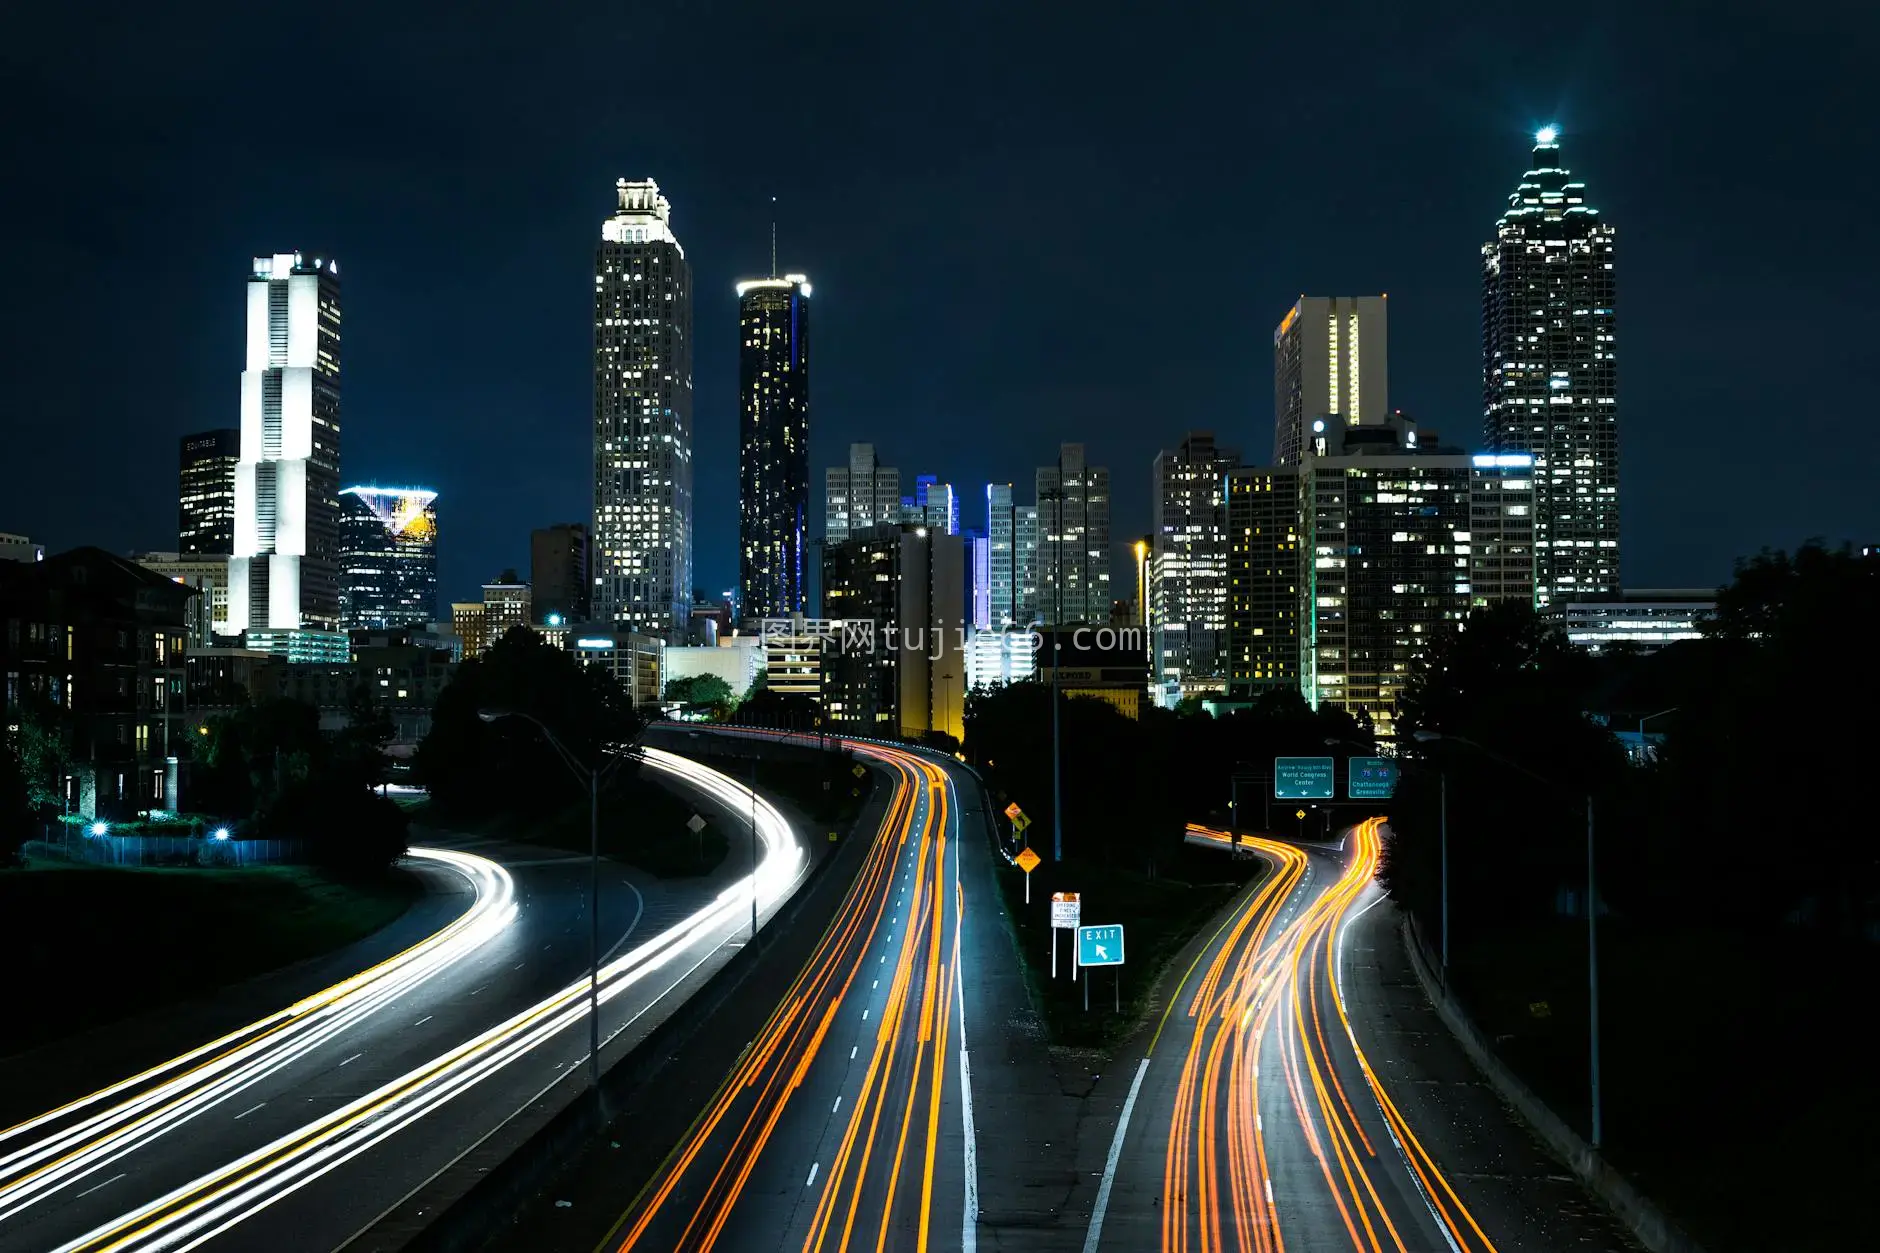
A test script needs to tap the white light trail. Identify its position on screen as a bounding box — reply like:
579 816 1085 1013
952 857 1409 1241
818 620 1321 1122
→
46 748 804 1253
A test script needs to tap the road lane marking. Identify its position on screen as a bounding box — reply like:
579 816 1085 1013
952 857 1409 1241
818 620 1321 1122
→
806 1162 819 1187
1081 1057 1151 1253
339 1053 362 1067
850 1046 858 1059
74 1172 126 1198
415 1015 433 1026
233 1103 265 1120
832 1097 842 1113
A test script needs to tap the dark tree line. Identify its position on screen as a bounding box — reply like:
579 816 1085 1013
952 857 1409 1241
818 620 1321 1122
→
1384 541 1880 941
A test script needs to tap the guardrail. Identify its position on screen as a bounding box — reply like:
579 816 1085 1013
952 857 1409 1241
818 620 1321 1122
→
24 832 310 868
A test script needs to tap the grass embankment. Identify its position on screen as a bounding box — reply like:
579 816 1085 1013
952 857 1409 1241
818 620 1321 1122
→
1451 919 1876 1253
0 864 420 1057
992 843 1255 1048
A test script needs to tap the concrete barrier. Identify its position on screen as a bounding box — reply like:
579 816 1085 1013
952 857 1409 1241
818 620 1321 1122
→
1399 913 1708 1253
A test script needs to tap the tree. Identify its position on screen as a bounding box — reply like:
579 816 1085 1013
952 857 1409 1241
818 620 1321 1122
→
665 673 735 716
0 731 33 866
417 628 642 819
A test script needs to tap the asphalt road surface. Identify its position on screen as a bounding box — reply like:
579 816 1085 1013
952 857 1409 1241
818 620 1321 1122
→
1086 820 1636 1253
0 747 803 1253
595 732 990 1253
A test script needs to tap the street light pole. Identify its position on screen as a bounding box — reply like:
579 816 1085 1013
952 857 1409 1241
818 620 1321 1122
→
1413 728 1602 1148
1439 768 1449 981
588 766 600 1090
1587 795 1601 1149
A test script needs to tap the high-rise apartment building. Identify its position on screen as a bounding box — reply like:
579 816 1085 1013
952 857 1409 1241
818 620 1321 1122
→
1037 444 1110 625
178 429 240 555
594 179 693 638
132 551 231 651
1273 296 1388 467
1482 129 1619 606
338 487 439 631
1223 467 1300 698
482 572 531 647
1150 432 1239 705
1298 417 1536 738
825 443 900 543
531 523 591 624
226 252 346 662
737 273 812 620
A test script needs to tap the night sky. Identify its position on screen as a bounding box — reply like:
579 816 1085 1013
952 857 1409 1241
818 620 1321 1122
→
4 3 1873 605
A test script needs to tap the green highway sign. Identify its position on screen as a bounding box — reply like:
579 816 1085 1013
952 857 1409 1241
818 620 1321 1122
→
1348 757 1399 799
1274 756 1335 800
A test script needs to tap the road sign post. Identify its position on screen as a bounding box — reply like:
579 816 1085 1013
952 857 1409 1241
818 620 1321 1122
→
1050 892 1081 979
1015 844 1041 902
1075 925 1125 1013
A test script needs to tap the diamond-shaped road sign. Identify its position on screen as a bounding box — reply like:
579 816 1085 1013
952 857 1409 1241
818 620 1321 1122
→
686 813 707 834
852 764 868 779
1004 802 1023 820
1014 846 1041 874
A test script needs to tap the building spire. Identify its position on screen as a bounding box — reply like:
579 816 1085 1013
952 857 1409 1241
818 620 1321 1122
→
769 195 777 278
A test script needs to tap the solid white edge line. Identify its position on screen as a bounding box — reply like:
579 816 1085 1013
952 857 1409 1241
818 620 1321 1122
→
1080 1057 1151 1253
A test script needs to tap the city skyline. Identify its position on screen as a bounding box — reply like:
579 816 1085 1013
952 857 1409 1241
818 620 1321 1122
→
5 9 1871 607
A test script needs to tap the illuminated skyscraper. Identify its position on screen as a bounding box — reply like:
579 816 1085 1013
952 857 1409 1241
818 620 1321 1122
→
1272 296 1388 467
594 178 693 638
178 429 239 555
737 272 811 620
826 443 900 543
1150 432 1239 705
338 486 439 630
226 251 346 661
1482 128 1619 605
1037 443 1109 625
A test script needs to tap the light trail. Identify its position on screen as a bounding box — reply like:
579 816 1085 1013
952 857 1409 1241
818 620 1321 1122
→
1157 820 1502 1253
604 733 967 1253
32 746 805 1253
0 847 516 1224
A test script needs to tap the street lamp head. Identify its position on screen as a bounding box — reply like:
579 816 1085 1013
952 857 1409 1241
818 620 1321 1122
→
1412 730 1443 743
477 708 513 724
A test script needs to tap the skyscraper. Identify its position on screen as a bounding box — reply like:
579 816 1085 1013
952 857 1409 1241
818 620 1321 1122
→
338 486 439 631
594 178 693 638
531 523 591 624
178 429 240 555
1224 466 1300 698
1483 128 1618 606
1273 295 1388 467
902 475 959 534
1037 443 1110 625
826 443 901 543
226 251 345 661
1150 432 1240 705
737 273 812 620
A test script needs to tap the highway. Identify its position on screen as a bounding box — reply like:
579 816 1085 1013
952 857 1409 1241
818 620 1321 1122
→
598 732 984 1253
0 746 805 1253
1089 819 1518 1253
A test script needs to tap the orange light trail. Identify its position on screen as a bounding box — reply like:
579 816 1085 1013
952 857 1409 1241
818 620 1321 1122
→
1158 821 1504 1253
608 735 966 1253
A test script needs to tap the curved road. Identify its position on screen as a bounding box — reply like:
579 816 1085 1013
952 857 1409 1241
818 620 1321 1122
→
1088 820 1635 1253
598 732 986 1253
0 747 804 1253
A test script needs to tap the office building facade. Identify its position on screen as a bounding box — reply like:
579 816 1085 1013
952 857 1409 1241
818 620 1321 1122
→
902 475 959 535
531 523 591 624
337 487 438 631
131 551 231 651
1223 467 1301 698
226 252 344 661
1037 443 1110 625
737 273 812 620
825 443 901 543
1273 295 1388 467
819 524 967 740
594 179 693 637
178 429 240 555
1150 432 1239 705
1482 130 1620 606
